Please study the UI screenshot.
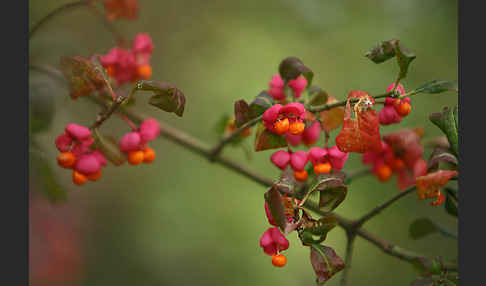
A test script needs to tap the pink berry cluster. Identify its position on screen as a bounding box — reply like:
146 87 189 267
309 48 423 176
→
263 102 307 136
119 118 160 165
55 124 107 185
268 74 308 100
361 130 427 191
55 118 160 185
378 83 412 125
270 146 348 182
262 75 351 182
100 33 154 85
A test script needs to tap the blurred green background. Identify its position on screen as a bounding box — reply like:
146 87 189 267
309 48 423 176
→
29 0 458 285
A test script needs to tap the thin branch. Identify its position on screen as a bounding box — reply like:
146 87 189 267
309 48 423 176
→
209 115 262 160
86 2 128 46
340 233 356 286
29 0 88 40
354 186 416 228
89 95 127 129
306 205 458 272
87 95 274 187
344 168 371 184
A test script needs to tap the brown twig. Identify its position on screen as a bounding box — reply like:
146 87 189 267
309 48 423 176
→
354 186 417 228
340 233 356 286
30 0 88 40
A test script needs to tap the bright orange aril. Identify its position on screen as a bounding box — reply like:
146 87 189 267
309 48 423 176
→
396 102 411 117
314 162 332 174
142 147 156 163
57 152 76 168
137 64 152 79
72 170 87 185
274 118 290 135
293 169 308 182
128 150 144 165
289 121 305 135
272 254 287 267
376 164 392 182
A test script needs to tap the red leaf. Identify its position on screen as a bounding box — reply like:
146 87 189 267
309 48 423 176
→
319 94 345 132
416 170 458 201
383 128 424 169
310 245 345 285
60 56 107 100
335 91 382 153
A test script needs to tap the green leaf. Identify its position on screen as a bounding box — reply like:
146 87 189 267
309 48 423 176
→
365 39 415 80
30 146 66 203
310 244 345 285
278 57 314 86
427 147 458 172
249 91 274 117
414 80 458 94
254 122 288 151
306 173 347 213
298 210 337 246
234 100 252 128
307 86 329 107
409 218 439 240
92 129 127 166
136 81 185 117
410 218 457 240
429 106 459 157
60 56 106 99
444 188 458 217
395 41 416 81
412 257 444 276
365 39 399 63
264 185 288 232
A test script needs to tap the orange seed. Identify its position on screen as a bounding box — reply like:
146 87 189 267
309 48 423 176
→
272 254 287 267
289 121 305 135
314 162 332 174
72 170 87 185
128 150 144 165
273 118 290 135
293 169 308 182
57 152 76 169
143 147 156 163
376 164 392 182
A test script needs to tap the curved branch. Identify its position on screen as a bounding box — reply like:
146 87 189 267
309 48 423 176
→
340 233 356 286
209 115 262 160
30 0 88 40
354 186 416 228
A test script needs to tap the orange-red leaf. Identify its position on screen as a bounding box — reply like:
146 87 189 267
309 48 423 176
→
60 56 106 100
103 0 138 21
416 170 458 200
335 91 382 153
383 128 424 169
320 94 345 132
